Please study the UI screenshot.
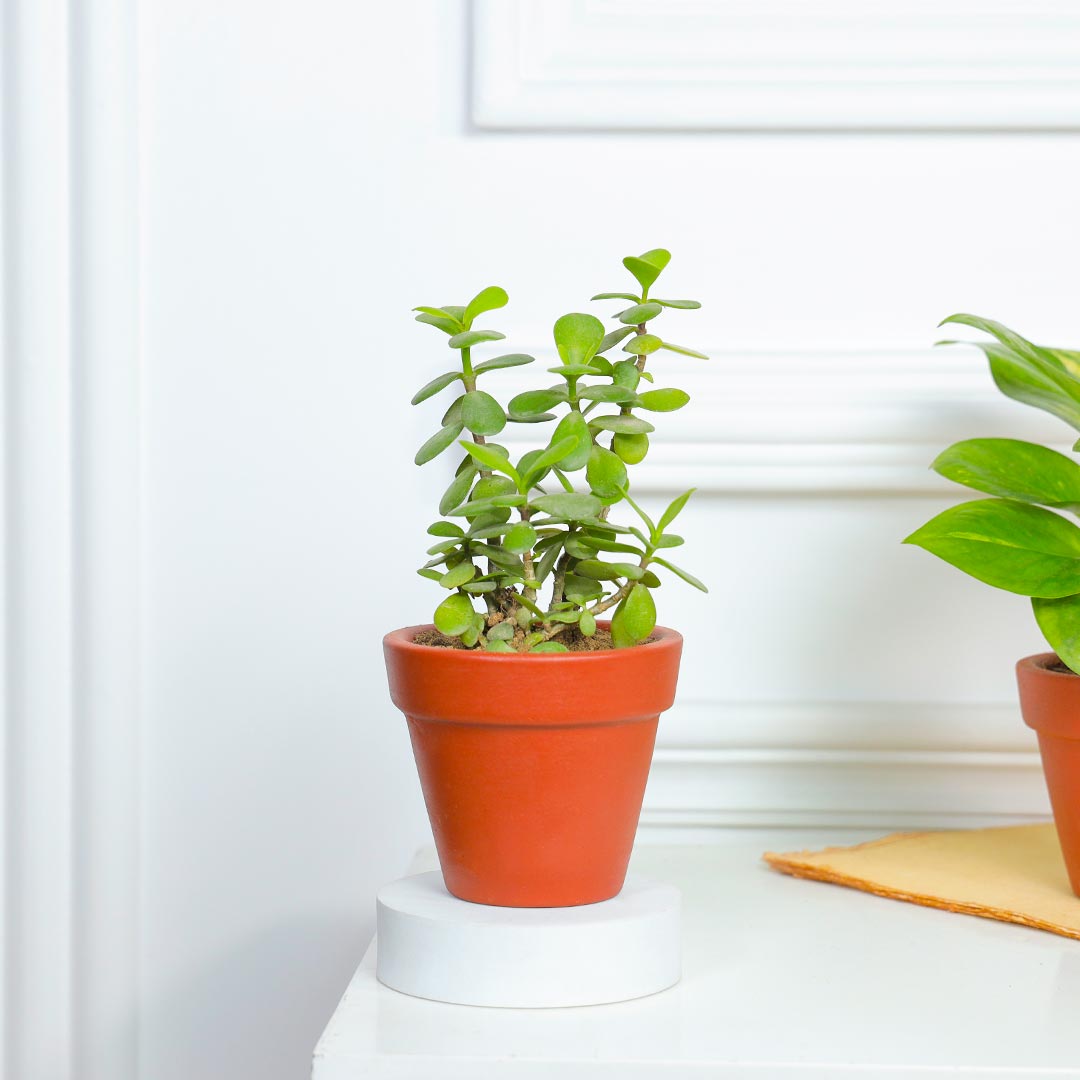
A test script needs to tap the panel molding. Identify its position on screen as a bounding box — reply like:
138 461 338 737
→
3 1 140 1078
638 699 1049 834
492 345 1063 494
473 0 1080 131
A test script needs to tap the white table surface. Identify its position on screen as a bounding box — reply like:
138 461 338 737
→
313 830 1080 1079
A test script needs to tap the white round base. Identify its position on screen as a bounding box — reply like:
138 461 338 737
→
375 872 681 1008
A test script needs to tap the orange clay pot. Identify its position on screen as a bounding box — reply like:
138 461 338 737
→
383 623 683 907
1017 652 1080 897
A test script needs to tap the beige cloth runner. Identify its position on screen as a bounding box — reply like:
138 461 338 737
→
764 823 1080 941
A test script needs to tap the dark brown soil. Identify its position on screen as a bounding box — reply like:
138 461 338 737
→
412 626 654 652
1048 659 1079 676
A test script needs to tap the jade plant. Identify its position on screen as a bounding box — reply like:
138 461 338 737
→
906 314 1080 674
410 248 708 652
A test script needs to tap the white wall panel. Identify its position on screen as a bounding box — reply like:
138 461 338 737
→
474 0 1080 130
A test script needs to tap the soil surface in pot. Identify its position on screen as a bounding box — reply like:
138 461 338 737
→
1048 659 1078 675
413 626 656 651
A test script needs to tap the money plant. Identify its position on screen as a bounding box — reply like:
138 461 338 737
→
906 314 1080 674
410 248 708 652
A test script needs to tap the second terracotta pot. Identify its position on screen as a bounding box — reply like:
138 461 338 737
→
383 623 683 907
1017 652 1080 896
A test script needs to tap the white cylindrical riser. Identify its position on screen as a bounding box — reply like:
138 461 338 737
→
376 872 681 1008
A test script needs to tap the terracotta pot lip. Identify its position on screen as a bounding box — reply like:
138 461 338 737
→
384 621 682 658
1017 652 1078 677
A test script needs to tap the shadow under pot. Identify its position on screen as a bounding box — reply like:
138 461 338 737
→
383 622 683 908
1018 652 1080 897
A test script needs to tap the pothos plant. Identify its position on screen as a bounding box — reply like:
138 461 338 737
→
906 314 1080 674
410 248 708 653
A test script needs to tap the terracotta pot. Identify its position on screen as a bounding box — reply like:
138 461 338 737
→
1017 652 1080 896
383 623 683 907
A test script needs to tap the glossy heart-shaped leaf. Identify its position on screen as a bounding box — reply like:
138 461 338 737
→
904 498 1080 597
933 438 1080 512
939 315 1080 432
1033 593 1080 673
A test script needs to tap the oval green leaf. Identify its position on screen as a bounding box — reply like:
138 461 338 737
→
508 388 567 418
464 285 508 326
411 370 462 405
415 422 464 466
473 352 535 374
658 341 709 359
638 388 690 413
434 593 475 636
439 562 476 589
586 444 628 500
461 390 507 436
613 432 649 463
590 414 655 434
553 313 605 367
531 492 603 520
654 556 707 592
503 522 538 554
622 334 663 355
448 329 506 350
618 302 663 325
550 411 592 471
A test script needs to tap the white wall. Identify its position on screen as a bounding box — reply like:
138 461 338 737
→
6 2 1080 1078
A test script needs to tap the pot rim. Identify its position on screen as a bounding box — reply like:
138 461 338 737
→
1017 652 1077 678
384 620 682 659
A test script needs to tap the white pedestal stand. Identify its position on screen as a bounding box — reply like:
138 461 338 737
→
375 871 681 1008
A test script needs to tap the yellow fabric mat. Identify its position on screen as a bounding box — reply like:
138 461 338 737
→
764 823 1080 941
